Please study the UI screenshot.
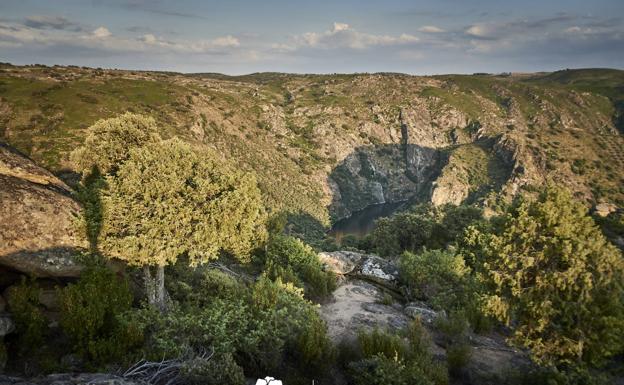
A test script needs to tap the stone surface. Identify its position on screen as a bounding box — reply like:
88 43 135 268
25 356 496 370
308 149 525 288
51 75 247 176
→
0 143 86 278
594 202 618 217
352 254 399 289
404 302 440 324
320 279 409 342
318 251 363 275
0 314 15 336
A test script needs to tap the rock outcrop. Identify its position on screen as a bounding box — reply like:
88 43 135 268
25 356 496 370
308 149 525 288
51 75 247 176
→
0 143 85 277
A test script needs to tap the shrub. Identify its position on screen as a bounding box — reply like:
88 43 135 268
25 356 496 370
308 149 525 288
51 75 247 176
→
466 185 624 367
358 328 408 360
349 321 448 385
59 265 141 365
5 278 47 355
369 204 483 257
180 353 245 385
263 235 336 300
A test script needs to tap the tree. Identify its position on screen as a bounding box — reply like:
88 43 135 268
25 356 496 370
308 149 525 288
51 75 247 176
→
100 138 267 310
466 185 624 367
70 112 161 176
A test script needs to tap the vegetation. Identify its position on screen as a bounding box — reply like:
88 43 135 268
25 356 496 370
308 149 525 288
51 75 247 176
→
58 264 142 365
99 137 267 310
261 234 336 300
346 321 448 385
465 185 624 367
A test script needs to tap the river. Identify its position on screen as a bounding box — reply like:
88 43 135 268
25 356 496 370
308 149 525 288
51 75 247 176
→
328 201 406 242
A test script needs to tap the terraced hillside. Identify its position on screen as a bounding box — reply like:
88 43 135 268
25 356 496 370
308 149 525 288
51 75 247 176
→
1 63 623 230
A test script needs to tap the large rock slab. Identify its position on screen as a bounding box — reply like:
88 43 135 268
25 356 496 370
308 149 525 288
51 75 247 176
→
320 279 408 342
0 143 86 277
318 251 363 275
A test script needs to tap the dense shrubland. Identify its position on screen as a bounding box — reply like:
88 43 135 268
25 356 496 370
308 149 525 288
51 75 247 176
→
3 112 623 384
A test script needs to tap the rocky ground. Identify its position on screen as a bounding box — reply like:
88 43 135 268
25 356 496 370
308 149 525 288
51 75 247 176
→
318 251 533 384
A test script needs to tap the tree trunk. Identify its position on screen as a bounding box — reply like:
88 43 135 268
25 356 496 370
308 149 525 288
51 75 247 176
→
156 265 166 312
143 265 156 306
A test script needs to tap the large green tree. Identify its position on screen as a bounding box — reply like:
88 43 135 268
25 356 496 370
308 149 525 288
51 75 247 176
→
466 185 624 367
100 138 267 310
70 112 161 175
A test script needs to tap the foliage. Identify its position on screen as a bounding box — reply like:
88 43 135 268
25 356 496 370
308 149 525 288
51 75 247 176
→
128 274 334 378
70 112 161 175
5 277 47 355
262 235 336 300
400 249 471 310
369 204 483 257
58 265 142 365
465 185 624 367
357 328 408 360
101 138 267 268
348 320 448 385
180 353 246 385
434 312 473 377
74 169 106 250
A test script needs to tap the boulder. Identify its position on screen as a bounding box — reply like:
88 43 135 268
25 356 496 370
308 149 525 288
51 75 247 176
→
0 314 14 337
0 143 86 278
594 202 618 217
352 254 399 289
318 251 363 275
404 302 441 325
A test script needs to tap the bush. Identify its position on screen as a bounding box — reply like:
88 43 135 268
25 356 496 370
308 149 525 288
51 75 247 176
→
466 185 624 367
358 328 408 360
348 321 448 385
369 204 483 257
59 265 142 365
5 278 47 355
131 275 335 379
180 353 245 385
263 235 336 300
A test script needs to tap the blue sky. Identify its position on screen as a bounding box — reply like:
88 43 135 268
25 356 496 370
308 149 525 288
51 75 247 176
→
1 0 623 74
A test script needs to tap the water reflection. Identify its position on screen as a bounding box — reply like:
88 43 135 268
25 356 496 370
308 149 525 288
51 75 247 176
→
329 201 406 242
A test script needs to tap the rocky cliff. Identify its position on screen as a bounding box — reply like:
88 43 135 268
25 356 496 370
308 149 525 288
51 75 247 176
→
0 142 85 278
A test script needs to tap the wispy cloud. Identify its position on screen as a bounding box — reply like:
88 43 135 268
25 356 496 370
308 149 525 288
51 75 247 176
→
277 22 419 51
418 25 446 33
24 15 84 31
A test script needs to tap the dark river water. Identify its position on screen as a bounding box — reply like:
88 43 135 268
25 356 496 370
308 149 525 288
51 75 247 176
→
329 201 406 241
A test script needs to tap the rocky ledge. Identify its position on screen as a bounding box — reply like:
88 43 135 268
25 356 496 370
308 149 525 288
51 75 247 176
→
0 142 86 278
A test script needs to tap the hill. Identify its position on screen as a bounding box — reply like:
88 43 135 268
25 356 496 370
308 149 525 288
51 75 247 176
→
1 64 623 233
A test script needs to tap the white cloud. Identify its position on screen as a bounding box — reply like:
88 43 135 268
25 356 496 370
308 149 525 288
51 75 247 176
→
0 18 242 55
418 25 445 33
284 22 419 50
92 26 112 38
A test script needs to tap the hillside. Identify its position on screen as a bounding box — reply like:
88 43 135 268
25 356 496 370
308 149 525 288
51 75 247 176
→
1 63 623 231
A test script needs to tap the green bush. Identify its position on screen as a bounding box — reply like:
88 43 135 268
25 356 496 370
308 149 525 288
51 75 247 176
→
399 249 490 332
59 265 141 365
263 235 336 300
131 275 335 379
369 204 483 257
466 185 624 367
180 353 246 385
5 277 47 355
348 321 448 385
358 328 408 360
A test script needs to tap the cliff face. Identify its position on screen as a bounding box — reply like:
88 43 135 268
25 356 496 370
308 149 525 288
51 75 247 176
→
1 65 623 225
0 143 85 277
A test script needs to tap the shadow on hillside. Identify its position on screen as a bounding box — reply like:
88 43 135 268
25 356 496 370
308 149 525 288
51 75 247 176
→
327 142 446 225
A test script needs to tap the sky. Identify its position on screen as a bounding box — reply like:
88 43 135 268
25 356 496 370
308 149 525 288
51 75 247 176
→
1 0 623 75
